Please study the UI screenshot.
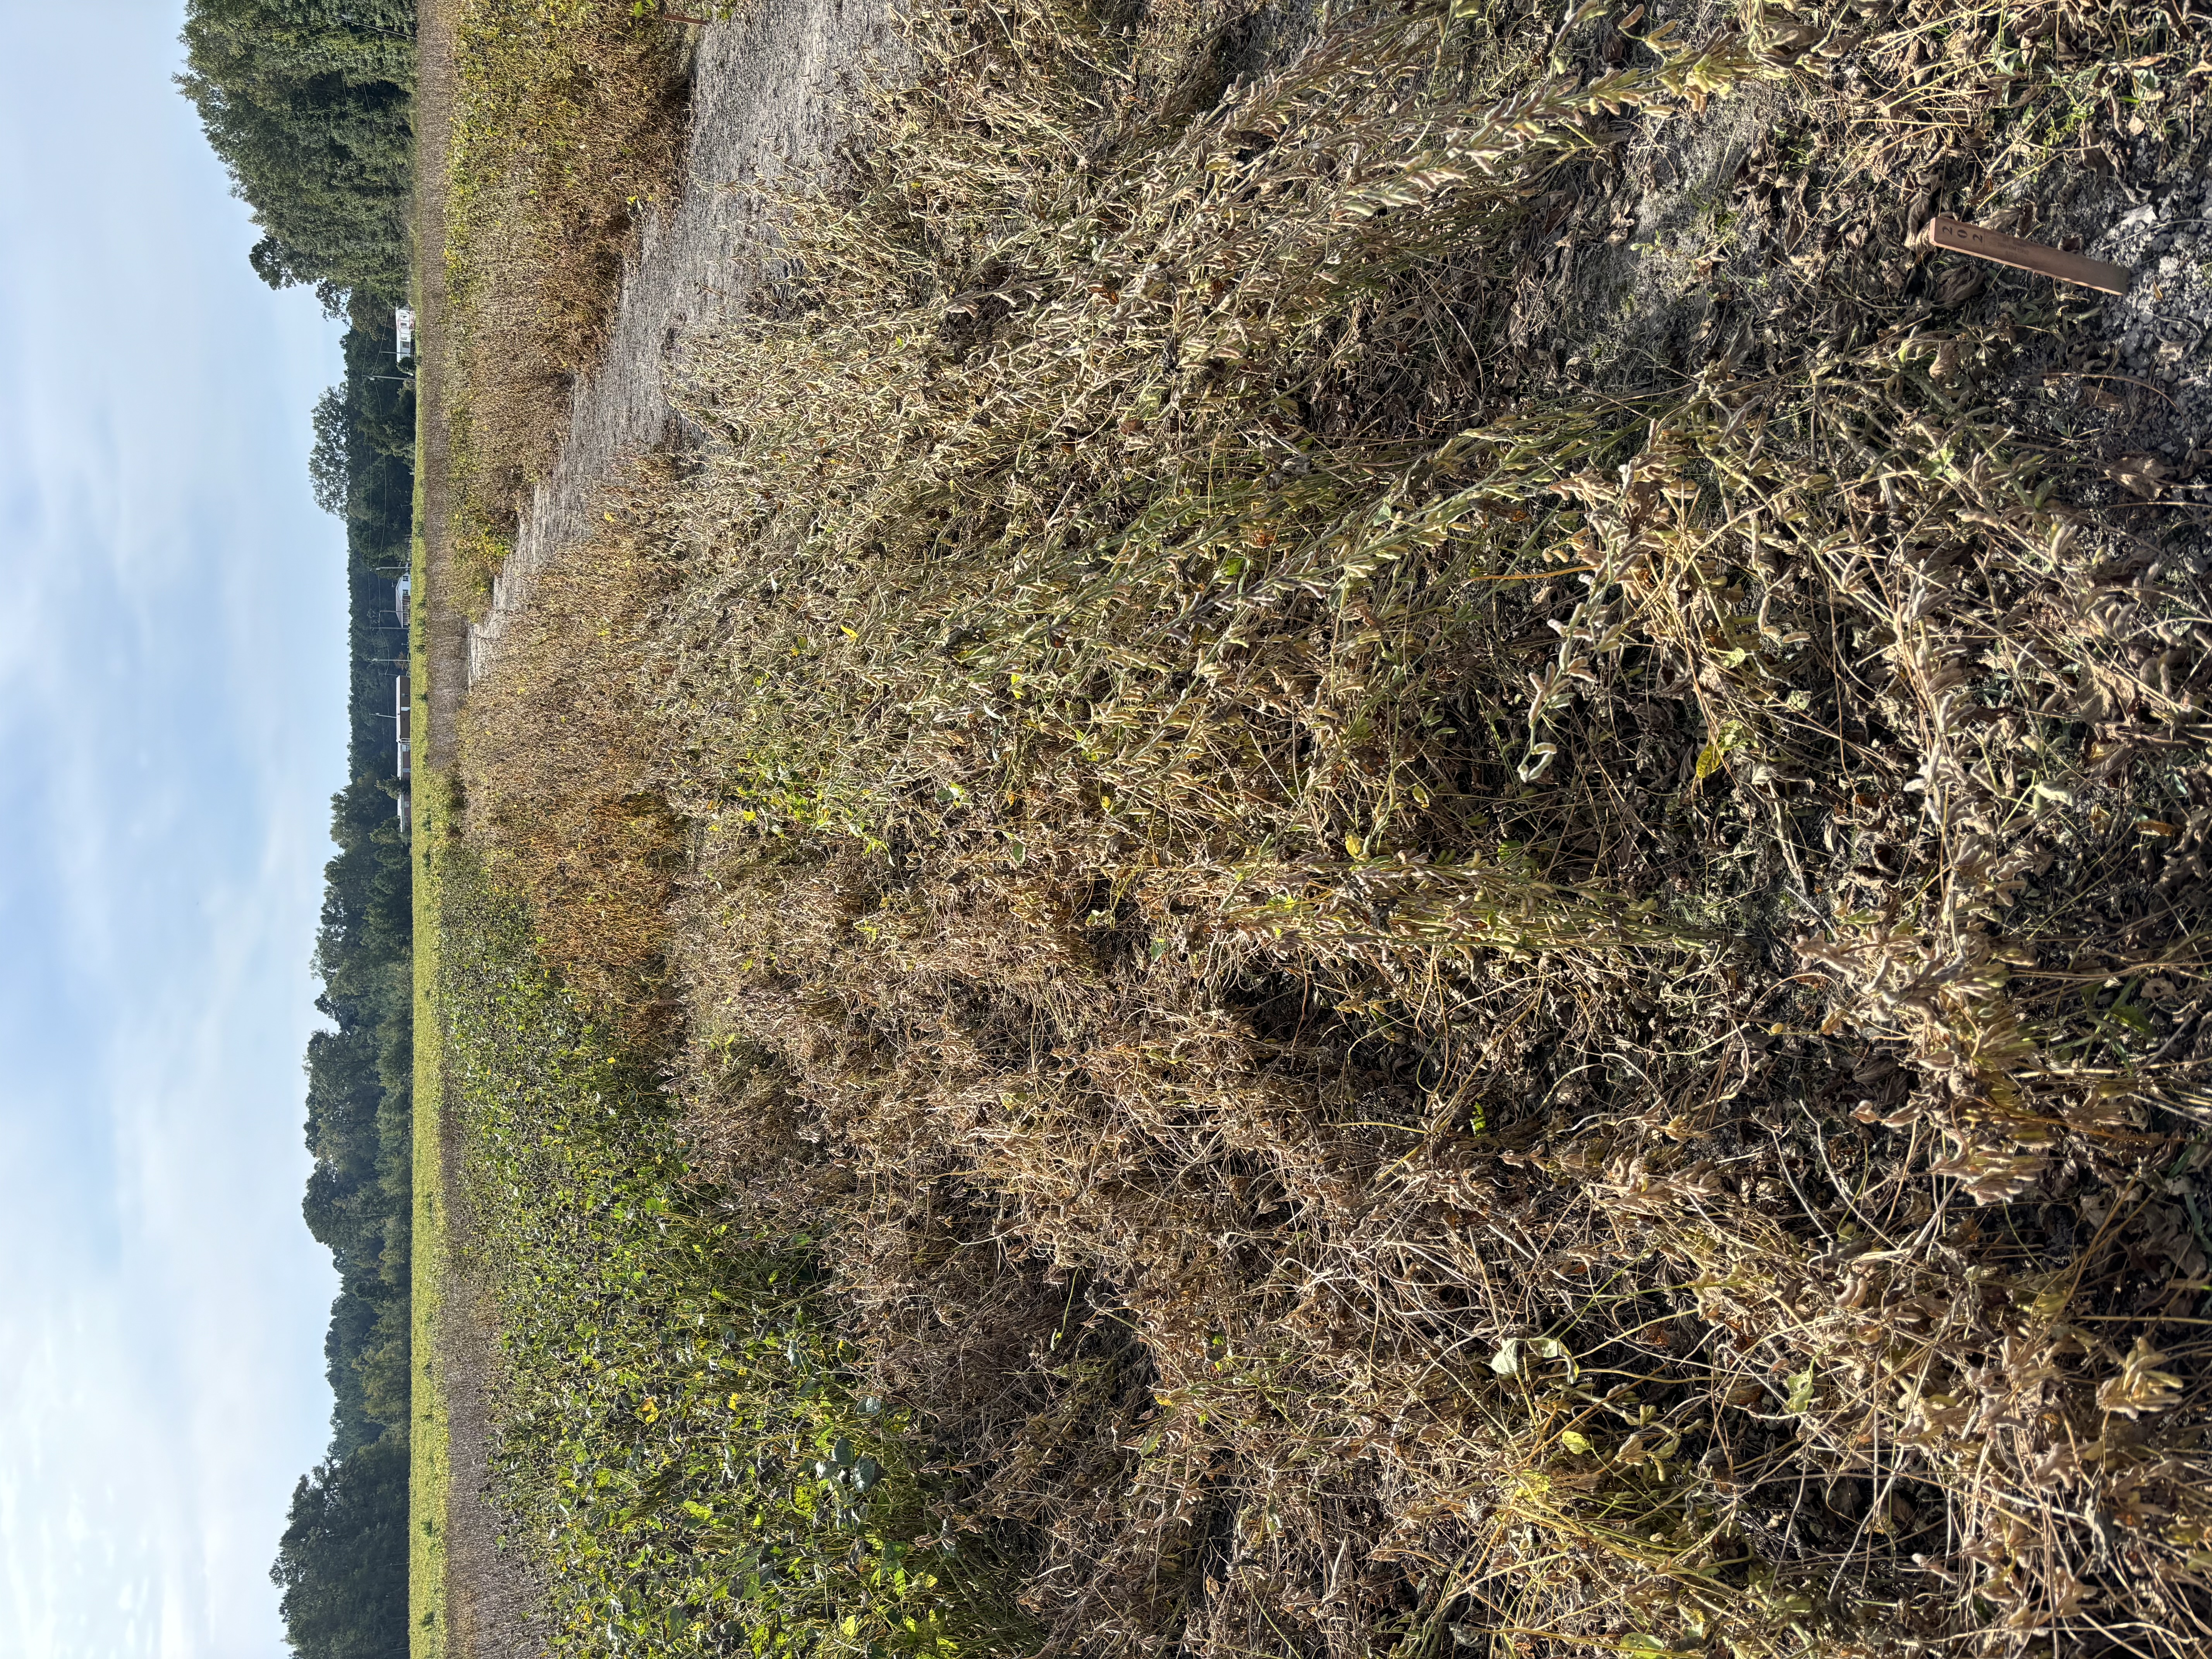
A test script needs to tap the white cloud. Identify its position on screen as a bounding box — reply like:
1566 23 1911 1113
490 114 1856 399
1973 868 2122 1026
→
0 4 357 1656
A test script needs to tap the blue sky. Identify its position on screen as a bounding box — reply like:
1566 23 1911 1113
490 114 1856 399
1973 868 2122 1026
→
0 3 352 1655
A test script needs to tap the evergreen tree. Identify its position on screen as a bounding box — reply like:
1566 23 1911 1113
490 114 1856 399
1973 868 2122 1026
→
273 314 420 1646
268 1437 410 1659
177 1 417 306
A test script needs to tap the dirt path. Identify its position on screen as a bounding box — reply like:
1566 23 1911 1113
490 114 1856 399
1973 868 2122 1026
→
414 7 548 1657
437 1106 552 1659
466 0 903 685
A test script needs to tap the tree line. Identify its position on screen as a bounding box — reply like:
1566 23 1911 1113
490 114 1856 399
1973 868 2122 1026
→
179 0 417 310
270 314 420 1658
177 4 423 1644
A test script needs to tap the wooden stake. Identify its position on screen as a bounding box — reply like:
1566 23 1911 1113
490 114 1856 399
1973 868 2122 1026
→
1925 215 2133 295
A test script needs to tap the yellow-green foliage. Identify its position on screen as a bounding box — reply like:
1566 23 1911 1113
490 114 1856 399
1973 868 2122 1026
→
438 857 1030 1657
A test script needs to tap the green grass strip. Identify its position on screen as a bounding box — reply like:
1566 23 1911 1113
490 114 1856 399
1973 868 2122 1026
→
408 367 452 1659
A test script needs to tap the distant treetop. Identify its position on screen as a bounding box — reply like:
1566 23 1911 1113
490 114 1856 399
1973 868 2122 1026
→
177 0 418 309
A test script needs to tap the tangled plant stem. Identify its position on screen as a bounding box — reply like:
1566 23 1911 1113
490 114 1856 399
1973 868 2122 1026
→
451 0 2212 1654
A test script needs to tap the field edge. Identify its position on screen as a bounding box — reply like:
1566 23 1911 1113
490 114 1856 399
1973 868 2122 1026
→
408 1 460 1657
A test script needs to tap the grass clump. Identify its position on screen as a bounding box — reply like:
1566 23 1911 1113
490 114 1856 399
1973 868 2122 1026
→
452 0 2212 1654
438 854 1029 1658
454 499 682 1045
443 0 689 604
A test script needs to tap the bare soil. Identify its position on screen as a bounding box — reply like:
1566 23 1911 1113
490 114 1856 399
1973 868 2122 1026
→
1491 0 2212 474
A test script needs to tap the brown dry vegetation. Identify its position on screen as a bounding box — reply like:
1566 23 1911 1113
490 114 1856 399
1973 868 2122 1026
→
454 471 685 1042
442 0 690 606
453 0 2212 1654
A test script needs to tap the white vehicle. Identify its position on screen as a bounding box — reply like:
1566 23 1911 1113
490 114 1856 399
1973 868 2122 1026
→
395 674 411 780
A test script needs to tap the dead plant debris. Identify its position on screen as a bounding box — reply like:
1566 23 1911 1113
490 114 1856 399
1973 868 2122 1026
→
447 0 2212 1654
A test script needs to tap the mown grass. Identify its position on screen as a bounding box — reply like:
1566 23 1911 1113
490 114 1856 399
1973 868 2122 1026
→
410 506 453 1659
450 0 2212 1655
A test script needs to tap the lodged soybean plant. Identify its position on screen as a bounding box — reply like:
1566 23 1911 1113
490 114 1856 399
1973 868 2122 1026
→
460 0 2212 1654
661 0 1791 938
